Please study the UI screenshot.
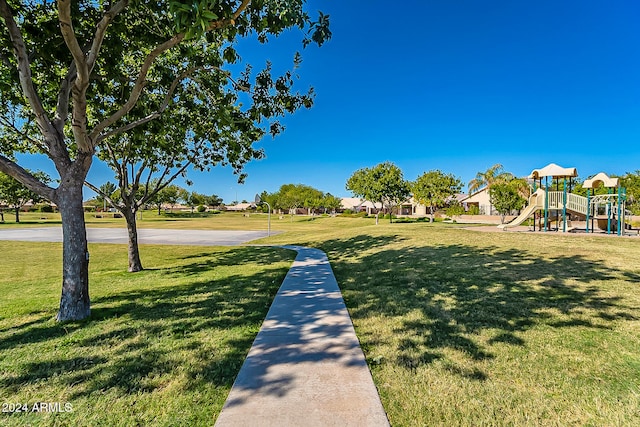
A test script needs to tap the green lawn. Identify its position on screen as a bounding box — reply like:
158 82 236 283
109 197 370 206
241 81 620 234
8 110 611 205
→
0 242 295 426
262 220 640 426
2 216 640 426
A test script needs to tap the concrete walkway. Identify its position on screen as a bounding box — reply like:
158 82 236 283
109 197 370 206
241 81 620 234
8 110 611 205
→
0 227 275 246
215 246 389 427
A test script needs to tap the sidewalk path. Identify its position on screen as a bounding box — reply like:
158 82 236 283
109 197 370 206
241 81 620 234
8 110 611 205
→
0 227 274 246
215 246 390 427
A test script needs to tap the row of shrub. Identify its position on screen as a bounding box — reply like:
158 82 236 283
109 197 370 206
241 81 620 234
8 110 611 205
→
19 204 56 213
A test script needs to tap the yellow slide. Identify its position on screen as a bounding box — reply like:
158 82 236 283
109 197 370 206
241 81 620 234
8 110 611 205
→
497 189 546 229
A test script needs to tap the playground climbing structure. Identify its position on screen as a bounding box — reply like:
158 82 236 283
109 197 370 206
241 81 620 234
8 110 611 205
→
498 164 630 236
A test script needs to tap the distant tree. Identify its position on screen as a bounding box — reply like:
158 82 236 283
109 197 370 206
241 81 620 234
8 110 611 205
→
0 171 50 222
301 187 324 214
95 182 117 211
346 162 409 224
489 180 527 223
263 184 327 217
277 184 320 218
155 184 181 214
622 171 640 214
509 177 531 200
205 194 223 208
179 190 205 214
258 190 279 213
412 170 462 222
468 163 512 193
321 193 342 214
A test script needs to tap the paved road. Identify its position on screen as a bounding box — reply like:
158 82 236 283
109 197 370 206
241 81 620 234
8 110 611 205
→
0 227 276 246
215 246 390 426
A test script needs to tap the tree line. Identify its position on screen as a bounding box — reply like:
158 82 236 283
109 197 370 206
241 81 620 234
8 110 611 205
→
259 184 342 217
89 182 223 215
346 161 464 224
346 162 640 225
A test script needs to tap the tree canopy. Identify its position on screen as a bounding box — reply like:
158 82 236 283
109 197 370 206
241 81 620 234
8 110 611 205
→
411 170 462 222
346 161 409 223
621 171 640 214
489 178 527 223
262 183 338 216
468 163 512 193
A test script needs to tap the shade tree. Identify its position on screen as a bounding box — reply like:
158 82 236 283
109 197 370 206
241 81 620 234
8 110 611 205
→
489 178 528 223
411 170 462 222
346 162 410 224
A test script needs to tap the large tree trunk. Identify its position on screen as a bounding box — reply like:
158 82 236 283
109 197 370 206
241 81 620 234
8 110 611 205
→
123 208 143 272
56 182 91 322
14 207 19 222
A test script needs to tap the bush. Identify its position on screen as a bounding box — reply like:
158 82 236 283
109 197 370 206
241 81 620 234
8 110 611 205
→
39 204 54 213
343 209 353 215
197 205 206 213
465 205 480 215
445 204 464 217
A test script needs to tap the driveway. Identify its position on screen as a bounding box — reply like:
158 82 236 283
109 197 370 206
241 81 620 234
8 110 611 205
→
0 227 277 246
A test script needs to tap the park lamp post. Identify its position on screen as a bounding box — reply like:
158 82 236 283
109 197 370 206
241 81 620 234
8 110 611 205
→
255 194 271 237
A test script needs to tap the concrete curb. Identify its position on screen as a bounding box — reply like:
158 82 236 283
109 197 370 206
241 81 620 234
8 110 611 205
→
215 246 390 426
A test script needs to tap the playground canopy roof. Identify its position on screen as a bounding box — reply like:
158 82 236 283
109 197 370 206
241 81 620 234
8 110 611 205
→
528 163 578 180
583 172 619 189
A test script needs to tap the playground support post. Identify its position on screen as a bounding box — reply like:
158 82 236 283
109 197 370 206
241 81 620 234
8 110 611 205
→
617 186 622 236
562 177 567 232
586 189 591 233
544 177 549 232
607 187 612 235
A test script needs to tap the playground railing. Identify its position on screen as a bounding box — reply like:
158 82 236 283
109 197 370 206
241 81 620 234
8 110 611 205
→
566 193 588 215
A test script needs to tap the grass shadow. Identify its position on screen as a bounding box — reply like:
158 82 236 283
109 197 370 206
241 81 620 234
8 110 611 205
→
0 247 295 402
316 237 638 380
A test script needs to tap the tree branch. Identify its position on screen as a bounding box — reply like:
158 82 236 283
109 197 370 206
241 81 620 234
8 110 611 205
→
89 0 251 146
53 61 77 133
57 0 93 151
0 116 47 152
88 33 186 144
0 154 56 202
95 66 209 143
57 0 88 86
84 180 119 209
0 0 57 144
139 162 191 207
102 139 124 182
86 0 129 75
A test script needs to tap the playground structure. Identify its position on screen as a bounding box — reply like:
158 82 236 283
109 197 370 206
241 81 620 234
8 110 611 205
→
498 163 632 236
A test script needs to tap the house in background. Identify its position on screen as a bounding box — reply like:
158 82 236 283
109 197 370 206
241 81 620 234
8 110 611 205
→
224 202 257 212
340 198 383 214
459 187 493 215
342 189 498 218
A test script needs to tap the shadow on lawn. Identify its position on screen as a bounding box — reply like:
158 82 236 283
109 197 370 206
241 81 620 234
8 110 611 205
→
317 237 638 380
0 247 295 399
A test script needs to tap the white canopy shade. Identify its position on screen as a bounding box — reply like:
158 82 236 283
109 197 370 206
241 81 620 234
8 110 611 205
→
528 163 578 179
583 172 619 189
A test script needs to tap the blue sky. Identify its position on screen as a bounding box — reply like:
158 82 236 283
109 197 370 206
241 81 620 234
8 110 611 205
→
21 0 640 203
